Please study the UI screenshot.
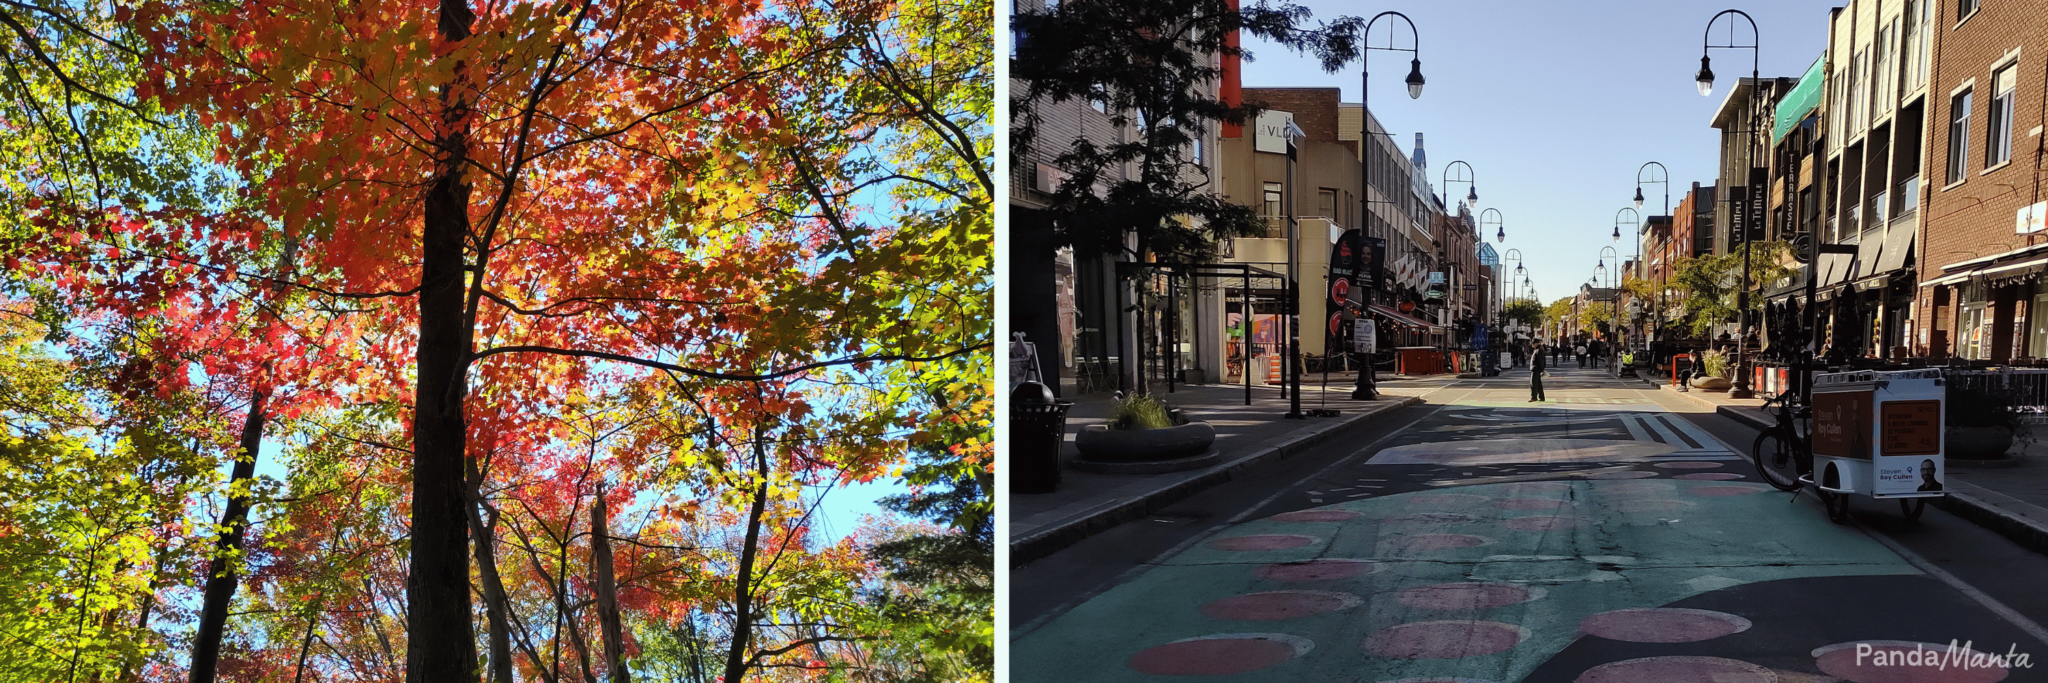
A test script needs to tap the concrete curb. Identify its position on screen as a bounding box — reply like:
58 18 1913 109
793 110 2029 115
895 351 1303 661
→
1933 481 2048 555
1008 396 1425 567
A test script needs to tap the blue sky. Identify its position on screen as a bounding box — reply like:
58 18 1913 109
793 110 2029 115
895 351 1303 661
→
1238 0 1835 307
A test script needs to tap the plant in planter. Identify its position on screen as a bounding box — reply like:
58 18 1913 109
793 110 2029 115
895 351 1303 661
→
1946 385 2032 460
1110 393 1176 430
1691 349 1733 391
1076 393 1216 463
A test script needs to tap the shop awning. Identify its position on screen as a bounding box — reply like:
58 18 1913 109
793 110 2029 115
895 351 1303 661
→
1980 255 2048 282
1772 55 1825 144
1921 270 1975 287
1938 242 2048 274
1848 230 1885 281
1370 304 1437 330
1920 251 2048 287
1874 221 1916 274
1817 252 1856 288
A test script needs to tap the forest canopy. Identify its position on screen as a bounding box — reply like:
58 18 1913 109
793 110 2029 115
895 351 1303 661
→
0 0 992 680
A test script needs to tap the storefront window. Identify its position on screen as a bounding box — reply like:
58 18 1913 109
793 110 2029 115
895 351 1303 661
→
2031 287 2048 359
1963 305 1985 359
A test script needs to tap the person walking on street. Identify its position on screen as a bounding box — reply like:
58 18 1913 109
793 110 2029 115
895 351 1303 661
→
1530 344 1547 401
1575 342 1587 368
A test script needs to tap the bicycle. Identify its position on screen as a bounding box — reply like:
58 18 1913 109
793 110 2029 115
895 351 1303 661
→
1751 393 1812 494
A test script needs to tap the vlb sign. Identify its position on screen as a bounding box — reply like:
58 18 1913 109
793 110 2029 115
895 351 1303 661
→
1254 110 1295 154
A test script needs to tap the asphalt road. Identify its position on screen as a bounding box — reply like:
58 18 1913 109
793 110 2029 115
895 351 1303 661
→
1010 365 2048 682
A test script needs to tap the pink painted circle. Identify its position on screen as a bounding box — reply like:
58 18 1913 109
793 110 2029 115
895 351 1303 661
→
1201 591 1362 621
1498 498 1571 510
1209 534 1316 552
1602 481 1678 492
1585 470 1660 480
1126 634 1305 676
1578 608 1752 643
1675 472 1746 481
1397 582 1539 611
1256 559 1379 582
1384 512 1482 525
1575 656 1775 683
1653 461 1724 469
1364 620 1527 659
1813 641 2011 683
1270 509 1363 523
1407 493 1491 509
1386 534 1490 552
1616 498 1695 513
1504 515 1580 532
1690 485 1770 497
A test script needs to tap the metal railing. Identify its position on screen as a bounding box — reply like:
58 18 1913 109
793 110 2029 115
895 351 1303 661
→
1940 367 2048 423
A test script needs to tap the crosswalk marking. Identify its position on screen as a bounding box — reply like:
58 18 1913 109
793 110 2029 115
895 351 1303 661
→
1615 413 1741 460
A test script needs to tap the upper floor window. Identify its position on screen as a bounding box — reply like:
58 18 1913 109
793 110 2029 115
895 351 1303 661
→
1263 182 1283 218
1960 0 1979 18
1948 88 1972 183
1903 0 1930 91
1874 20 1896 112
1988 64 2016 167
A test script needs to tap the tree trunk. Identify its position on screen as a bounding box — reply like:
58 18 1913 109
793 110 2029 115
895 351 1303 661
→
591 490 629 682
187 389 267 683
466 459 514 683
411 0 479 679
721 434 771 683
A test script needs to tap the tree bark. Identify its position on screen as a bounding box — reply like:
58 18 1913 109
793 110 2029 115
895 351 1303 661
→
721 433 771 683
466 458 514 683
187 389 267 683
591 489 629 682
410 0 479 679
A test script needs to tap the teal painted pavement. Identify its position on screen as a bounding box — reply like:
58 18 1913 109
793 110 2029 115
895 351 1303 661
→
1009 476 1919 682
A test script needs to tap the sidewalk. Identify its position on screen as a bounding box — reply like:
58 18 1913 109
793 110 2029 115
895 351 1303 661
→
1642 372 2048 555
1009 378 1440 566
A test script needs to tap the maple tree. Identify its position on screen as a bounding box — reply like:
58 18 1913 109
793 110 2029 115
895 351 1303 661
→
0 0 989 679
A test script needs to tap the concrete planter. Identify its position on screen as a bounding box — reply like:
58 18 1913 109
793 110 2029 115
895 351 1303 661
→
1074 422 1217 462
1691 376 1732 392
1947 426 2015 460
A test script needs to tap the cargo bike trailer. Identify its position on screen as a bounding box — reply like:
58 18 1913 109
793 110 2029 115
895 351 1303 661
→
1751 369 1947 523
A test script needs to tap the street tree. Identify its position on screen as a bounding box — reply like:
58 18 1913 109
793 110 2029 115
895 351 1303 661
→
1503 300 1544 329
1672 241 1796 338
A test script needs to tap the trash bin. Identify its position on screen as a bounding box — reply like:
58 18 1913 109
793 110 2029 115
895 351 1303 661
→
1011 381 1073 494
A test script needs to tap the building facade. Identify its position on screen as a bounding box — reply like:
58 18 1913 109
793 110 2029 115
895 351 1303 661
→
1009 0 1228 395
1916 0 2048 362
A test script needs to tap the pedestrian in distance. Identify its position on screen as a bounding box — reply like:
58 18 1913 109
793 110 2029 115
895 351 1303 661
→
1576 342 1587 368
1530 344 1547 402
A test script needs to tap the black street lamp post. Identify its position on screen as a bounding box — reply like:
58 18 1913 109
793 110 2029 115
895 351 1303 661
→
1698 8 1761 399
1636 161 1670 351
1354 11 1423 401
1613 207 1640 344
1285 121 1307 419
1443 160 1478 211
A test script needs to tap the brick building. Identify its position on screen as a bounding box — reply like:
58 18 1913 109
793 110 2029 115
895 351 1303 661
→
1916 0 2048 362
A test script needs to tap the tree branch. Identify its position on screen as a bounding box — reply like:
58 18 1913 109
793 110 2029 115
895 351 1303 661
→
470 343 990 382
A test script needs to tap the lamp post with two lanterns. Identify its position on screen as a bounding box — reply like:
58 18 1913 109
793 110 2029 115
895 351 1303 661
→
1351 11 1426 401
